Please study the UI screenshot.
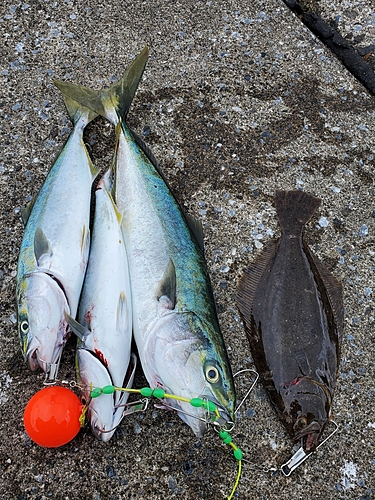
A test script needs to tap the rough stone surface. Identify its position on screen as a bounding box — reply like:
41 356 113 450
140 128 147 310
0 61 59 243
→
0 1 374 499
298 0 375 69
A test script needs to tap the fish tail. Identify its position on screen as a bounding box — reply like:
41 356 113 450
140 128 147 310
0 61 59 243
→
56 91 98 125
275 190 321 233
53 46 149 125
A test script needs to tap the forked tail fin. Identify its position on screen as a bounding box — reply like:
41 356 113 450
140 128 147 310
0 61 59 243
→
54 46 149 124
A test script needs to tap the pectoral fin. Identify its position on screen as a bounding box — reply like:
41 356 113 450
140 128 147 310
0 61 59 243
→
34 227 53 265
157 259 176 309
64 311 91 343
81 225 91 259
116 291 130 334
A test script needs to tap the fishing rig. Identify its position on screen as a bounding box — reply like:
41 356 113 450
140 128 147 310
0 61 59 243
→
37 368 258 499
35 366 339 495
79 368 259 500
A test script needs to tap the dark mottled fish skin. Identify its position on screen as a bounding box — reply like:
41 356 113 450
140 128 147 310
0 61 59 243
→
237 190 343 452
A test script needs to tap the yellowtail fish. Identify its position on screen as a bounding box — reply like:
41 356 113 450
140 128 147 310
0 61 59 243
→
55 46 236 437
66 169 136 442
17 95 98 379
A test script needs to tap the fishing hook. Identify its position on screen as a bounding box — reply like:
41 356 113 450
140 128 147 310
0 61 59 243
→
281 420 339 476
233 368 259 415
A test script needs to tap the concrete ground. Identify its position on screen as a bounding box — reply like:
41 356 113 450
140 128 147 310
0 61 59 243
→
0 0 374 499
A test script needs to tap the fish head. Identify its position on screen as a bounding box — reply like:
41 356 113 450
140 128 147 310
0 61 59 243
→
17 273 69 377
281 377 331 452
77 348 133 442
144 311 235 437
88 404 116 443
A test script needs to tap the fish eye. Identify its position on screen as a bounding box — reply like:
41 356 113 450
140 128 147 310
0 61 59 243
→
205 365 220 383
20 320 29 335
297 416 308 429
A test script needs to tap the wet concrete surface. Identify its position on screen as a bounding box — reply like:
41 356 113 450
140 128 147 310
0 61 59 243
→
0 0 374 499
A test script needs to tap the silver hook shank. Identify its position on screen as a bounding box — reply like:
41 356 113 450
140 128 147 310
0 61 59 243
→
281 420 339 476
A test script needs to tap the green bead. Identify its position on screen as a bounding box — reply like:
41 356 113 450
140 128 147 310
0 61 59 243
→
233 448 243 461
140 387 153 397
152 388 165 398
203 400 217 412
190 398 204 408
90 388 102 398
102 385 115 394
223 435 232 445
220 430 229 440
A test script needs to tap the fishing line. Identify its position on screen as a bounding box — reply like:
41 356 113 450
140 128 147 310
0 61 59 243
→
42 375 258 498
89 384 243 499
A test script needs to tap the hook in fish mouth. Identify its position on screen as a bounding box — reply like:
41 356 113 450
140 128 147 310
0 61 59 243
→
294 420 322 452
25 340 63 380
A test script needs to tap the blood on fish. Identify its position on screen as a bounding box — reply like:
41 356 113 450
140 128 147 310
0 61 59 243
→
85 309 93 324
283 378 302 387
94 348 108 367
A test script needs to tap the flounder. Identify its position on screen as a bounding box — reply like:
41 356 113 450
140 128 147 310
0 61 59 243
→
237 190 343 452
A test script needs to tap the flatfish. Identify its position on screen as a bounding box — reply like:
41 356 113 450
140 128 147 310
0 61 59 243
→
237 190 343 452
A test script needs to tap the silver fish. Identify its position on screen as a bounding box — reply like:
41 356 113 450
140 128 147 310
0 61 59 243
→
17 95 98 379
55 46 236 437
66 169 136 442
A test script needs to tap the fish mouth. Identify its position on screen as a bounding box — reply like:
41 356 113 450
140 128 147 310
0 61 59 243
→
199 393 234 428
179 400 232 438
294 421 322 452
90 412 114 443
26 339 63 380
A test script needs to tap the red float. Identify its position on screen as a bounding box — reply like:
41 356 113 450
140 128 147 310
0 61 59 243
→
24 386 82 447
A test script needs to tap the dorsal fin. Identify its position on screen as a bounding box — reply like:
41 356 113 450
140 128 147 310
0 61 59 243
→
21 194 38 225
81 225 90 257
185 213 205 252
236 241 278 335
